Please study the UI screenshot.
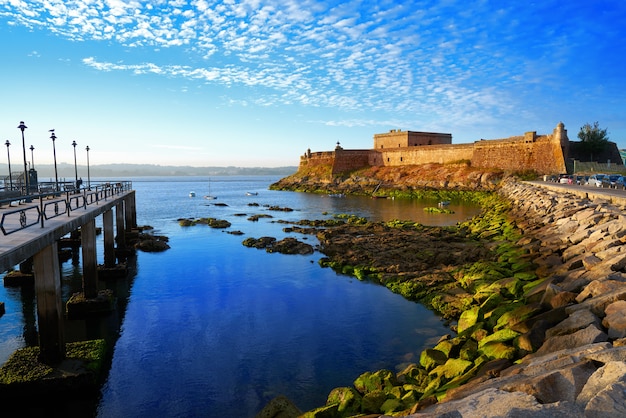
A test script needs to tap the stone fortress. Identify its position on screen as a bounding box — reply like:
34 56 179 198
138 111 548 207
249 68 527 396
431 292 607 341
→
300 122 623 175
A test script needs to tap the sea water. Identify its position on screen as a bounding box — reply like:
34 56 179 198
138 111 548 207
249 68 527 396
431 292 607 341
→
0 176 482 417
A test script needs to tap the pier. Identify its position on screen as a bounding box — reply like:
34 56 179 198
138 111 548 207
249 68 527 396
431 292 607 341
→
0 182 136 364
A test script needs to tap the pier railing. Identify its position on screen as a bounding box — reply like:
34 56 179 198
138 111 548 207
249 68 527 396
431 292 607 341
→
0 181 132 236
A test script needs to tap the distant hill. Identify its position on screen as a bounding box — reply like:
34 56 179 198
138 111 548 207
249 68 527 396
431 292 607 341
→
1 163 298 179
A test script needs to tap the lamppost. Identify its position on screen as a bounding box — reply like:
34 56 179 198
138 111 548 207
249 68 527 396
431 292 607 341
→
5 140 12 191
85 145 91 190
71 140 78 188
30 145 35 170
17 121 28 194
50 130 59 192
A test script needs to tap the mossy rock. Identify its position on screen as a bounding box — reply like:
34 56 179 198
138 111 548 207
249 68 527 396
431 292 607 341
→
478 328 521 348
478 293 505 314
433 337 465 359
397 363 427 386
483 300 526 329
361 390 387 414
326 387 362 415
435 355 490 396
487 277 524 299
380 398 404 414
419 349 448 372
300 403 339 418
478 341 517 360
353 370 397 394
429 358 473 380
514 271 538 281
401 389 421 407
459 338 479 361
457 306 481 334
493 303 543 331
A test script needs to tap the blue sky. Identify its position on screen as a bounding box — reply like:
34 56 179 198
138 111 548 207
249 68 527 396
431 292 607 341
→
0 0 624 168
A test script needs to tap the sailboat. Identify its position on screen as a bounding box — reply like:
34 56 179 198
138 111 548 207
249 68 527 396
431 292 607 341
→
203 179 217 200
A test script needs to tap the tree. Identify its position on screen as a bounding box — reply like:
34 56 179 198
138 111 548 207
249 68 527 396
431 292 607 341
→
577 121 609 161
578 121 609 143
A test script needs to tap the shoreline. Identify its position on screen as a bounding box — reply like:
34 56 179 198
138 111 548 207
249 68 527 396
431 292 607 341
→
264 167 626 417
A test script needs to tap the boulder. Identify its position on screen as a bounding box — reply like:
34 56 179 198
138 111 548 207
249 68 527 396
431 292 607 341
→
584 381 626 417
602 300 626 339
536 324 608 356
546 309 602 338
576 361 626 405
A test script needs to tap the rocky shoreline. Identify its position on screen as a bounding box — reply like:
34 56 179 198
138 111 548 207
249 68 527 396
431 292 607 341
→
402 180 626 417
259 170 626 417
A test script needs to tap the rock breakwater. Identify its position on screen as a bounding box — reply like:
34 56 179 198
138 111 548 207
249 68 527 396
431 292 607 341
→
404 180 626 417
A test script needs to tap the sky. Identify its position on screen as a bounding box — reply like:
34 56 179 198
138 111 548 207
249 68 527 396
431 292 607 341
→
0 0 624 168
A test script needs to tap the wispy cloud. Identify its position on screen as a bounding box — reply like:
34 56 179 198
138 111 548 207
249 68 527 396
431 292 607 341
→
3 0 626 136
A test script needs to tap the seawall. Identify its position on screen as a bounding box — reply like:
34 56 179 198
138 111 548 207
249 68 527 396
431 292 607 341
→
409 180 626 417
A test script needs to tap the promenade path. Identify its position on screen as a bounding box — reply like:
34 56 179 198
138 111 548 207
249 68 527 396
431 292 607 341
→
528 180 626 208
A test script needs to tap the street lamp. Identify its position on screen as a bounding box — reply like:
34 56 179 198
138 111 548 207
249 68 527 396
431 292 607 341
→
17 121 28 194
5 140 12 191
30 145 35 170
71 140 78 188
50 130 59 192
85 145 91 190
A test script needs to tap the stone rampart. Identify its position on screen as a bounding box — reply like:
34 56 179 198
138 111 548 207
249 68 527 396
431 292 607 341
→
472 134 567 173
298 123 621 176
369 143 474 166
331 149 371 174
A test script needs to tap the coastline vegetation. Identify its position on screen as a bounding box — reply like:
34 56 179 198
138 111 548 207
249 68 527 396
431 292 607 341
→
296 187 547 416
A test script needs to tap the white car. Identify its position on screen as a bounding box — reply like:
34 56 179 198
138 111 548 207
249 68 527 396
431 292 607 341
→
586 174 607 187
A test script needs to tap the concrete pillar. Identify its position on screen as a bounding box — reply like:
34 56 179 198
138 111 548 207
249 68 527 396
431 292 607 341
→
33 242 65 365
125 192 137 230
116 201 125 249
81 220 98 299
103 209 116 267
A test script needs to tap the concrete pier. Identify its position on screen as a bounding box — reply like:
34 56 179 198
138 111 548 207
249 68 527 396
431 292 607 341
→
0 183 134 364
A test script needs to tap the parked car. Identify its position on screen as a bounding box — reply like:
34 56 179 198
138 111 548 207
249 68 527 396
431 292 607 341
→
575 175 589 185
586 174 607 187
605 175 626 189
558 174 573 184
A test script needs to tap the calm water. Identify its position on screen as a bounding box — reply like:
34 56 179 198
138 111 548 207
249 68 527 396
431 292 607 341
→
0 176 481 417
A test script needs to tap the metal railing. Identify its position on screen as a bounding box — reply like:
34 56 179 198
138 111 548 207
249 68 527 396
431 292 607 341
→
0 181 132 236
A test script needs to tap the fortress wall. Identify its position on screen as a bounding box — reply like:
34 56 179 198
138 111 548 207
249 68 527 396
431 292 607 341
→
370 144 475 166
471 136 566 174
374 130 452 149
332 149 371 174
299 123 573 175
299 151 335 170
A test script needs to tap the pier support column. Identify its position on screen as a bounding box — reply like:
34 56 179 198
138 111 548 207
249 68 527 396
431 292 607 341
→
81 219 98 299
103 209 116 267
125 191 137 230
115 201 126 249
33 242 65 365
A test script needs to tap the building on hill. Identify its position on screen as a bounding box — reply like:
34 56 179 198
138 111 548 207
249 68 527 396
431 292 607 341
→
300 122 623 176
373 129 452 149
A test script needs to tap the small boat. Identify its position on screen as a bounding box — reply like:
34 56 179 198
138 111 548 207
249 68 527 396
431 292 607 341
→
371 182 386 199
328 193 345 198
189 191 196 197
203 179 216 200
246 192 258 196
438 201 450 207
